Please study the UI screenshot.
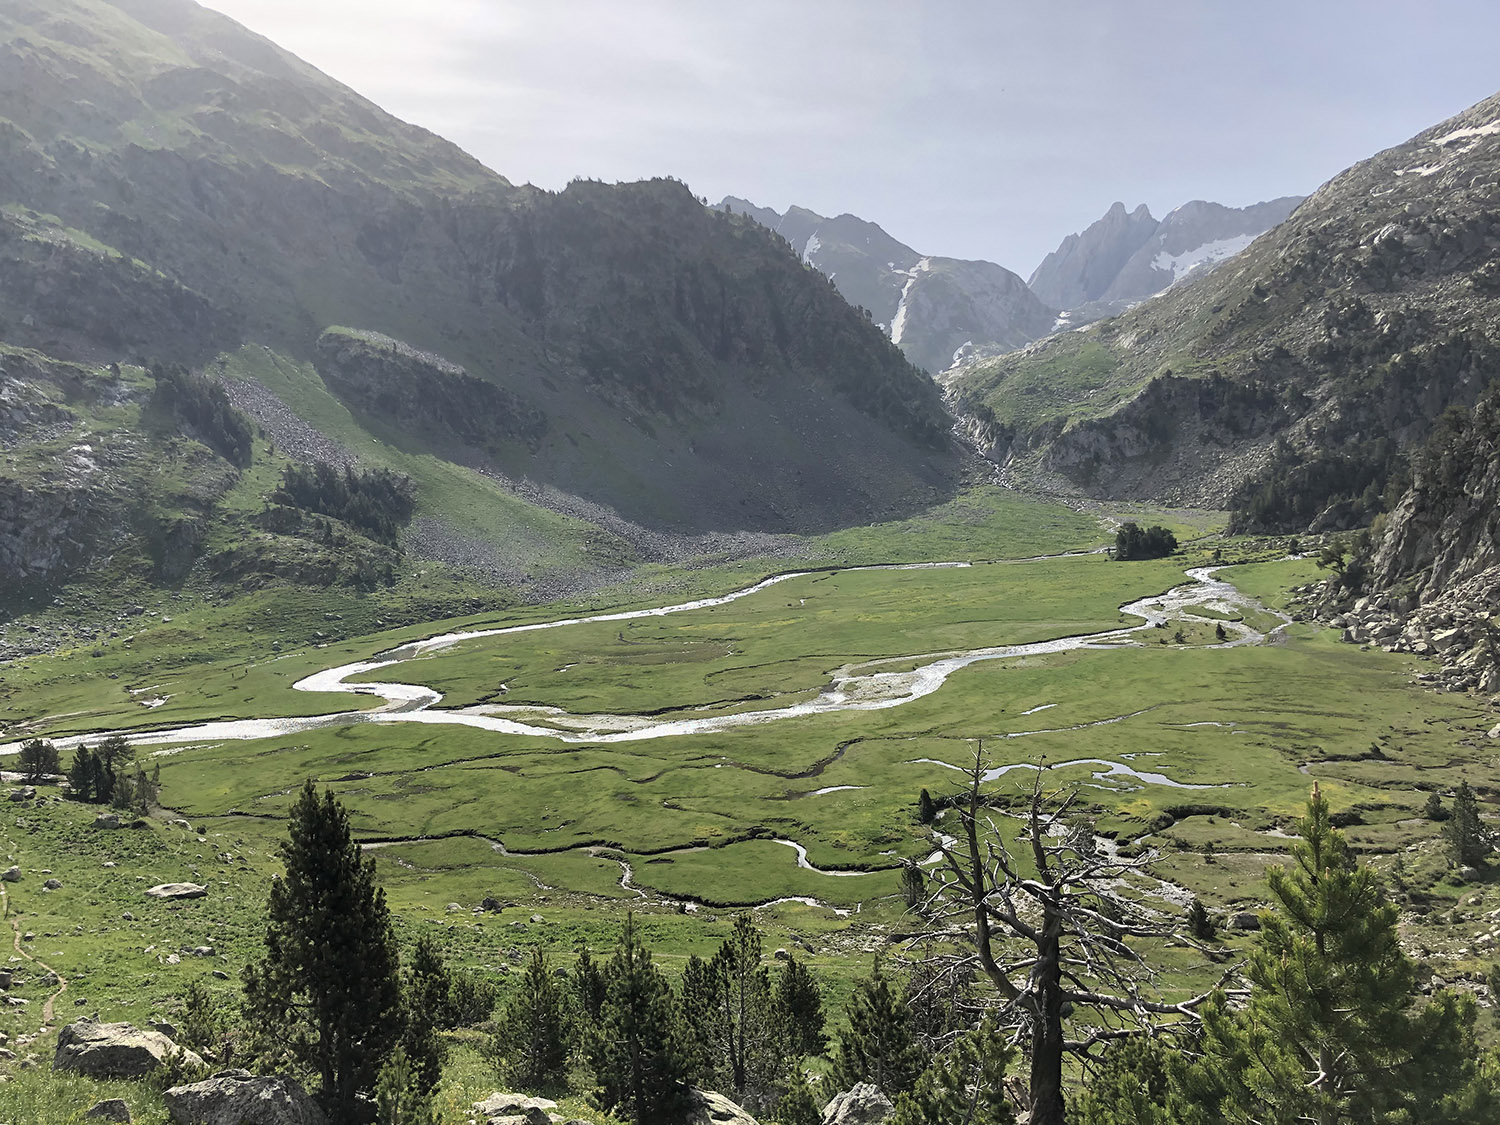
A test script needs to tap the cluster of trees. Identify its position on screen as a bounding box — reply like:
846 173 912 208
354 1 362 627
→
65 734 157 812
270 461 417 547
150 363 254 468
1113 522 1178 560
175 767 1499 1124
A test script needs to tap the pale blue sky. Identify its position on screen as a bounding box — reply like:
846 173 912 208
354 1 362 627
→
204 0 1500 274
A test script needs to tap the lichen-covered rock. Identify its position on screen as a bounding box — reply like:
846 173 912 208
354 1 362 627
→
83 1100 132 1122
164 1069 326 1125
53 1019 203 1078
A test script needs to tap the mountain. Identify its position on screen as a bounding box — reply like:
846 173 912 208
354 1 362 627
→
948 90 1500 532
1027 202 1159 311
1028 196 1304 322
719 198 1056 373
0 0 961 604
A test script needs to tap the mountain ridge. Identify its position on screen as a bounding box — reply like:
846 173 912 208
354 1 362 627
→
948 89 1500 535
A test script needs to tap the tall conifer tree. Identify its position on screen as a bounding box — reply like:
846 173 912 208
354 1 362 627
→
590 914 688 1125
243 781 404 1122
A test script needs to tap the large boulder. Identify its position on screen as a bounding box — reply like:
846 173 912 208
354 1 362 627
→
472 1092 557 1125
686 1087 759 1125
53 1019 204 1078
164 1069 325 1125
822 1083 894 1125
145 883 208 900
84 1101 132 1122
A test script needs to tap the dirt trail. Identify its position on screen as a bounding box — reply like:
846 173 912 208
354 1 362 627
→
0 838 70 1044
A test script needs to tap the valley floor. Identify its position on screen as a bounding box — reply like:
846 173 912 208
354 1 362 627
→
0 493 1496 1119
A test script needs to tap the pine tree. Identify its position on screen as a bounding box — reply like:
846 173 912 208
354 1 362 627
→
775 1068 822 1125
830 960 929 1099
678 953 719 1080
889 1016 1015 1125
1446 781 1489 868
1072 1035 1180 1125
1187 898 1216 941
67 748 96 803
17 738 58 784
1423 790 1449 821
775 955 827 1059
917 788 937 824
572 943 608 1030
708 914 786 1113
1186 787 1492 1123
400 937 447 1095
243 781 404 1122
373 1046 437 1125
499 946 568 1092
590 914 689 1125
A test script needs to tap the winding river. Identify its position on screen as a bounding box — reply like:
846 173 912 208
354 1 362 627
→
3 562 1285 756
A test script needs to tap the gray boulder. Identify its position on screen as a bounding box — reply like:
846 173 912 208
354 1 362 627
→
822 1083 894 1125
94 813 122 829
8 787 34 802
53 1019 204 1078
687 1087 759 1125
0 866 19 882
164 1070 326 1125
472 1092 556 1125
145 883 208 900
84 1100 132 1122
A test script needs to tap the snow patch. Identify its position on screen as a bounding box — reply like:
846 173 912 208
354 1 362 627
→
1152 234 1256 284
802 232 822 265
1431 121 1500 146
889 257 931 346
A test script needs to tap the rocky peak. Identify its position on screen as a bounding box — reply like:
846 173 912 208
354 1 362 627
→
1026 201 1159 310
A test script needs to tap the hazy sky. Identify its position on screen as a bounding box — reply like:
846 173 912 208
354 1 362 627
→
203 0 1500 274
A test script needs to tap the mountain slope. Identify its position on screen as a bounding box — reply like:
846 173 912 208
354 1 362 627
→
949 90 1500 529
0 0 958 550
720 198 1055 372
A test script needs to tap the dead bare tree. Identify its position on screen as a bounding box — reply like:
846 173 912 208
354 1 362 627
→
912 744 1226 1125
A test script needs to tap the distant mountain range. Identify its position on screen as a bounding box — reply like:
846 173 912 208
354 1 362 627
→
718 198 1053 373
721 194 1303 372
1029 196 1306 325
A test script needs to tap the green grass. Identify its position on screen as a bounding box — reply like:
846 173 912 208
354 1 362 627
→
4 543 1500 1113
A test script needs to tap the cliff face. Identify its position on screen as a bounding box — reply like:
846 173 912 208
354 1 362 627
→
1371 387 1500 600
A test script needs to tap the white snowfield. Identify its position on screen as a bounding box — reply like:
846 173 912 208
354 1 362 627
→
1395 118 1498 177
1152 234 1257 285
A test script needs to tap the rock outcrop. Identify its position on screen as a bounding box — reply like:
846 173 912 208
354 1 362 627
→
685 1086 759 1125
145 883 208 900
164 1070 326 1125
821 1083 895 1125
471 1092 557 1125
53 1019 204 1079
